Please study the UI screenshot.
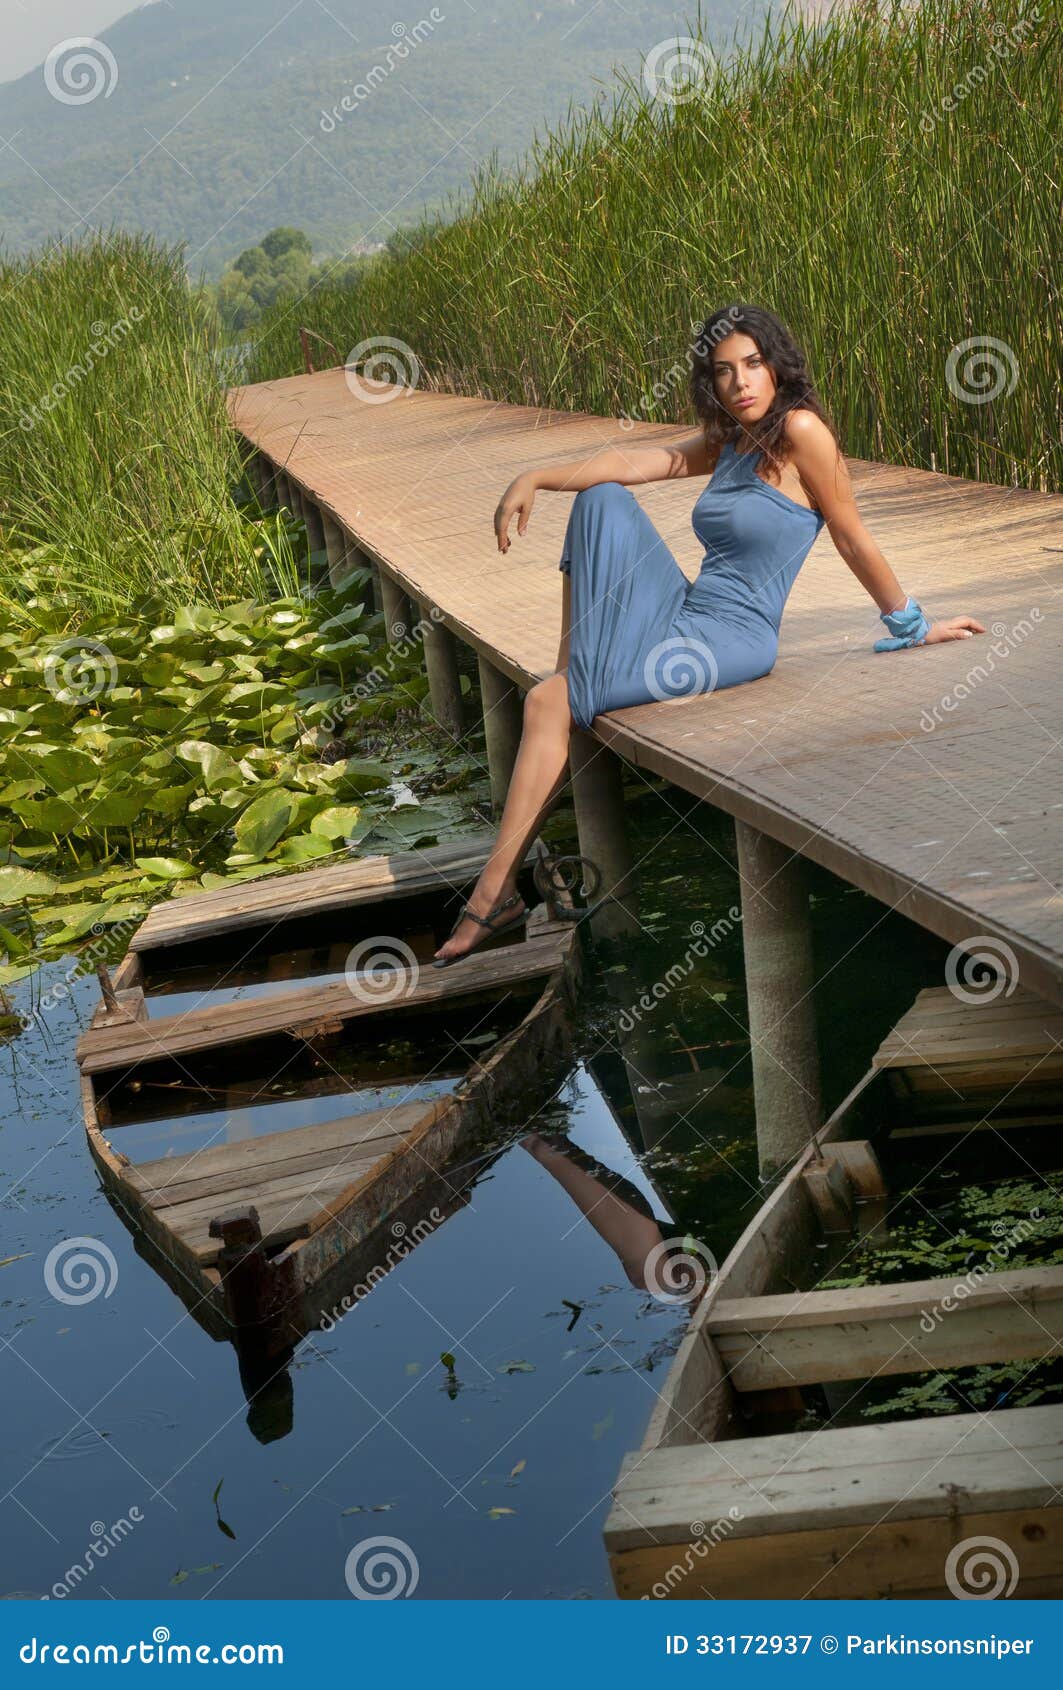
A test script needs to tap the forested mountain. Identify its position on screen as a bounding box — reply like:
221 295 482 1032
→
0 0 756 276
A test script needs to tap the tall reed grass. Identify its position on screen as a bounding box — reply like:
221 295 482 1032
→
248 0 1061 490
0 231 298 613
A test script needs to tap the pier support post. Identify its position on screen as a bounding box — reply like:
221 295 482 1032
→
378 572 412 644
300 495 326 556
420 606 464 739
477 656 523 813
250 453 277 508
567 731 638 941
322 512 351 589
275 471 294 511
734 819 821 1181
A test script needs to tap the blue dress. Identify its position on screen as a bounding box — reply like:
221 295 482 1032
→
558 439 826 731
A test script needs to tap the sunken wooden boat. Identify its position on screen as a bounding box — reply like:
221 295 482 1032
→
77 834 582 1419
605 983 1063 1599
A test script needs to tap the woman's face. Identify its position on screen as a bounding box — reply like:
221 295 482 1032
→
711 332 777 423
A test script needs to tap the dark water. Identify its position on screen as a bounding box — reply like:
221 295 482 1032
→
0 782 948 1599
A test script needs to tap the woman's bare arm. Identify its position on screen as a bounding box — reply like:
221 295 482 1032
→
784 411 985 645
495 431 710 553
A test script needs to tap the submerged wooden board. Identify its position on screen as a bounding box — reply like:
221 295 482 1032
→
131 834 536 953
77 927 566 1073
606 1404 1063 1598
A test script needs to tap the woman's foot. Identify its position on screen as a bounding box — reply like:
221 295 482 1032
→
431 884 527 966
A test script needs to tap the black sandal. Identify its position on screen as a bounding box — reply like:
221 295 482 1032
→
431 890 528 968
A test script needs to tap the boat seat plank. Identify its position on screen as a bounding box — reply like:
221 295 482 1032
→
605 1403 1063 1550
77 929 566 1074
706 1265 1063 1389
128 1099 431 1196
129 1099 434 1209
131 836 538 952
176 1168 386 1264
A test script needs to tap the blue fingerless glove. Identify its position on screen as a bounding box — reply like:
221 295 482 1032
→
874 596 930 652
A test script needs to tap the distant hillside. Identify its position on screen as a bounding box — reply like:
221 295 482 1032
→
0 0 756 277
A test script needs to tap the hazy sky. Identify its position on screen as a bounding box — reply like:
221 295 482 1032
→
3 1 144 83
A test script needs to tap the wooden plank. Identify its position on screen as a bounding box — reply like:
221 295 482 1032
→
77 928 566 1073
609 1506 1063 1600
131 835 537 952
131 1109 430 1210
605 1403 1063 1550
231 372 1063 1013
707 1266 1063 1390
128 1099 430 1200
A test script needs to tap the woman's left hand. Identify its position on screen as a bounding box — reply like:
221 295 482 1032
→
922 615 986 643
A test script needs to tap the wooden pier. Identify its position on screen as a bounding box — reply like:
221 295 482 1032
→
230 367 1063 1174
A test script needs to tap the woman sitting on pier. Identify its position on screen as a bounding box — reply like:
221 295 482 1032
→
432 302 984 967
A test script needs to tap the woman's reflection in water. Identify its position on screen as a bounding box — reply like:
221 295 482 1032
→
520 1131 700 1299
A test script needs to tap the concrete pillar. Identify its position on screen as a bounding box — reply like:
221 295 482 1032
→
378 572 412 645
477 656 524 813
421 606 464 739
566 729 639 942
734 819 821 1181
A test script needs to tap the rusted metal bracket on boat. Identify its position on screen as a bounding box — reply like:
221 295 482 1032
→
209 1207 301 1352
532 850 604 921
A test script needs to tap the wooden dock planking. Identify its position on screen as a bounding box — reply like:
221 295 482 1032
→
131 834 533 954
76 927 566 1074
230 369 1063 1007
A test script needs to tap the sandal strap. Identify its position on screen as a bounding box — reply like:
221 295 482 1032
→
460 891 523 930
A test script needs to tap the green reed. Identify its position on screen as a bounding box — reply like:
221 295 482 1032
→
247 0 1061 491
0 230 300 613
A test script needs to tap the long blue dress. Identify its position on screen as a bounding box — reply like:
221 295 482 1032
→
558 439 826 731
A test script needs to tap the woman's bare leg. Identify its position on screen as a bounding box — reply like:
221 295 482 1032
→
432 579 575 963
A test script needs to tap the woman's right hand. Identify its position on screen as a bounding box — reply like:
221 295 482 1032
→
495 472 538 553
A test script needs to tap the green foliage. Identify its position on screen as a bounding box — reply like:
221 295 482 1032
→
0 231 297 610
247 0 1060 492
0 571 489 993
215 227 320 333
814 1174 1063 1424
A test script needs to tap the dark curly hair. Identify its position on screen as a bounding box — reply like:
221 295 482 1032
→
689 302 838 479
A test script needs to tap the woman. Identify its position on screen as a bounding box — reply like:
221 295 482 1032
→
431 302 984 967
